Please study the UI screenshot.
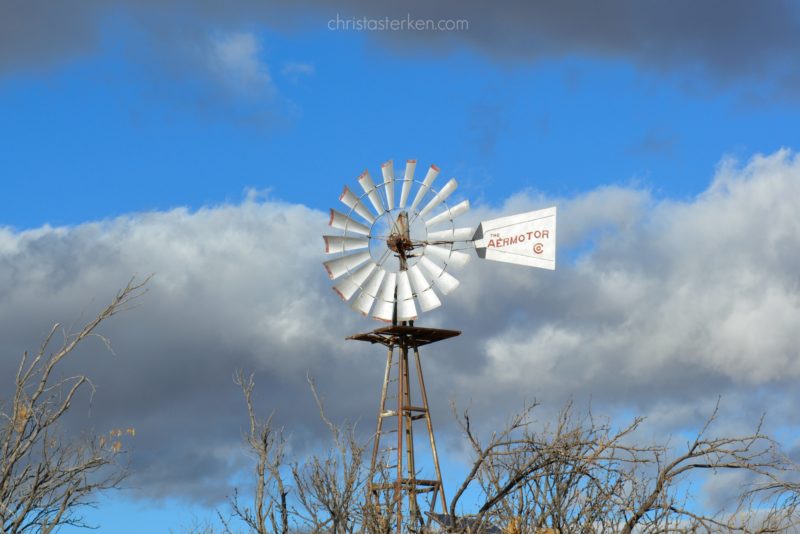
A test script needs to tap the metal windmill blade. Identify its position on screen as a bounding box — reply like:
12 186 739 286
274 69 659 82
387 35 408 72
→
357 170 386 216
399 159 416 209
324 161 467 322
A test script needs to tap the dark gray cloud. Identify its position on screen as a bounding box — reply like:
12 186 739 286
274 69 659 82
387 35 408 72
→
2 150 800 509
0 0 104 73
0 197 371 503
321 0 800 95
2 1 800 93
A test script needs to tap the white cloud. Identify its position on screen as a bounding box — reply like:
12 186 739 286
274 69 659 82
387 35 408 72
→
208 31 275 97
2 150 800 503
281 61 314 83
449 149 800 428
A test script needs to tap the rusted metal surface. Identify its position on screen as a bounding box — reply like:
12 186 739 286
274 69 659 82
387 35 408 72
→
361 323 456 533
413 345 448 516
401 343 418 526
396 342 404 530
368 345 394 512
348 325 460 347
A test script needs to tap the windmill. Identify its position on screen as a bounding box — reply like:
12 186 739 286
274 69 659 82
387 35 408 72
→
323 160 556 532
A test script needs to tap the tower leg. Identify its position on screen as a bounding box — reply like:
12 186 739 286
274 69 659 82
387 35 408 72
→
396 343 404 533
413 345 448 519
401 341 421 530
369 346 394 512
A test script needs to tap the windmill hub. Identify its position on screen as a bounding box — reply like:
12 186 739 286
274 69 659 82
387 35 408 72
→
366 208 426 272
385 232 413 254
386 211 415 255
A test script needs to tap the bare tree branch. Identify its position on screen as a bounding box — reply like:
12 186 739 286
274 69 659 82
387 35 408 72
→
229 370 289 534
0 276 149 533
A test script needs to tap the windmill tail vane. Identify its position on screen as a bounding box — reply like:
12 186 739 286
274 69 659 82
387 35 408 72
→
320 159 557 533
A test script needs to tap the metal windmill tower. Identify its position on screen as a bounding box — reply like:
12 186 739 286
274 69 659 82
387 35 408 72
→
323 160 556 532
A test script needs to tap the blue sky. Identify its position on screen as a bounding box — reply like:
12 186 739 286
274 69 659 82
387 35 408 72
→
3 2 800 533
4 9 800 230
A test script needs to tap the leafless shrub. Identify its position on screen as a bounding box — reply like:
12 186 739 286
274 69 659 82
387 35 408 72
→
447 399 790 534
0 277 148 533
229 375 369 534
289 378 365 534
225 370 290 534
229 380 797 534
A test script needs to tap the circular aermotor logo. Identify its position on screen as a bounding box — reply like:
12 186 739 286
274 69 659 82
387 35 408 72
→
533 243 544 254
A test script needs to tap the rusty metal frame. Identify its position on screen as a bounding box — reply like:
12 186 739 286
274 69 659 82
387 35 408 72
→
352 324 458 533
348 325 460 347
